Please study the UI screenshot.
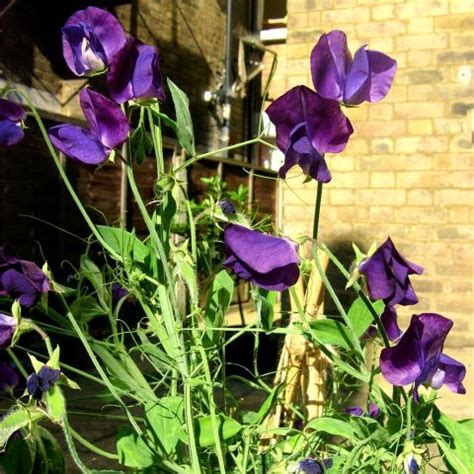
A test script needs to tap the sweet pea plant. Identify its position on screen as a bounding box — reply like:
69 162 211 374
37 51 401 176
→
0 9 470 474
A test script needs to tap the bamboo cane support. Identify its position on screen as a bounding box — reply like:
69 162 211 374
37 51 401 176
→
263 250 330 436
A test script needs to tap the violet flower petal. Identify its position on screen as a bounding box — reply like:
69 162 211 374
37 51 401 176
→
368 402 380 418
0 313 16 349
49 124 109 165
0 119 24 146
224 224 299 291
79 89 130 149
310 30 352 102
107 38 166 104
0 363 19 390
0 99 26 122
438 353 466 394
1 269 41 307
381 305 402 341
62 6 126 76
345 405 364 416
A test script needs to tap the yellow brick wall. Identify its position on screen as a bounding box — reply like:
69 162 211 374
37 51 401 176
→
270 0 473 418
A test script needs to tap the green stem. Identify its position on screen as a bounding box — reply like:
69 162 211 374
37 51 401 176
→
29 321 54 357
149 103 165 177
63 418 90 473
185 381 202 473
57 294 143 435
312 181 323 241
6 349 28 379
312 248 364 359
173 137 262 173
69 425 119 460
405 395 412 440
319 243 390 348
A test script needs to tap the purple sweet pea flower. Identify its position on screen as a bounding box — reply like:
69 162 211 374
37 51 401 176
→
0 362 20 391
0 314 16 349
0 99 26 146
380 313 466 401
27 365 61 399
296 458 333 473
218 199 236 216
49 88 130 165
311 30 397 105
111 283 128 305
266 86 353 183
0 246 49 308
359 238 423 340
62 6 127 77
224 224 299 292
404 454 419 474
345 402 380 418
107 37 166 104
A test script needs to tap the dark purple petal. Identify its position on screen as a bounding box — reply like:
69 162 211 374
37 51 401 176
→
37 366 61 392
1 269 40 307
0 363 19 391
0 245 19 266
381 305 402 341
343 46 371 105
27 373 40 397
112 283 128 304
438 353 466 394
345 405 364 416
48 124 109 165
310 30 352 102
368 402 380 418
380 313 458 394
0 313 16 349
79 89 130 149
360 238 422 308
0 99 26 122
107 38 166 104
224 224 299 291
218 199 236 215
380 316 423 386
62 6 126 76
0 119 25 146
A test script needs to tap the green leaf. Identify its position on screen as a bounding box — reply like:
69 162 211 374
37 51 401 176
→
196 415 242 447
176 257 198 306
47 346 61 370
97 225 149 263
167 78 195 155
305 417 357 439
0 409 43 450
203 270 234 346
347 297 384 338
310 319 352 350
145 396 184 455
130 124 152 166
70 295 108 323
79 256 105 300
254 288 277 332
45 385 66 424
254 383 285 425
151 110 178 133
0 435 35 474
432 407 473 473
116 427 155 468
34 425 66 474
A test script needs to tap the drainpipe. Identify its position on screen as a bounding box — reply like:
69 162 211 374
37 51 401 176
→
220 0 233 156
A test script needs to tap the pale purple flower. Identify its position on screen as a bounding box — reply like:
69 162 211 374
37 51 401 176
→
0 245 49 308
0 99 26 146
0 314 16 349
345 402 380 418
311 30 397 105
224 224 299 291
266 85 353 183
107 37 165 104
62 6 126 76
359 238 423 340
49 88 129 165
380 313 466 401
